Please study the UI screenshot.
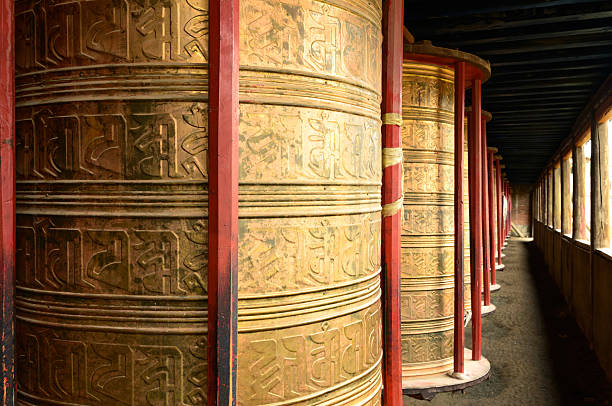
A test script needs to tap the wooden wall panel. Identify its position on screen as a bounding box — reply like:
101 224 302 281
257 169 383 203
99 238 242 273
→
571 244 593 342
593 252 612 382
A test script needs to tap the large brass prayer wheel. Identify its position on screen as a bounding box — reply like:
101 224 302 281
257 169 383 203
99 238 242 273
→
14 0 383 404
400 61 455 378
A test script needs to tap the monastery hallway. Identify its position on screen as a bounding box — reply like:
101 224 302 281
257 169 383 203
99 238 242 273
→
405 239 612 406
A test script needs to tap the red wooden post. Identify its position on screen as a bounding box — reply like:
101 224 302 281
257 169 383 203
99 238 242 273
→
381 0 404 402
453 61 466 374
0 0 15 401
495 157 503 264
468 79 483 360
208 0 239 404
487 149 497 285
481 117 491 306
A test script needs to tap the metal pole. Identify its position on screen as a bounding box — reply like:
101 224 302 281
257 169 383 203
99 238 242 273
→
208 0 239 403
481 117 491 306
0 0 15 401
453 61 466 374
381 0 404 401
468 79 483 360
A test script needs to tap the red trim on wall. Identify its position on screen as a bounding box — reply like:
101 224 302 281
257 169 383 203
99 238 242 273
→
208 0 239 404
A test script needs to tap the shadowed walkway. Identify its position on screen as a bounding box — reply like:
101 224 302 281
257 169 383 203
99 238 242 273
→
404 239 612 406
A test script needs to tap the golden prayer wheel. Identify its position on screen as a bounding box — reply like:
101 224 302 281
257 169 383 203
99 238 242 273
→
14 0 383 404
400 61 455 378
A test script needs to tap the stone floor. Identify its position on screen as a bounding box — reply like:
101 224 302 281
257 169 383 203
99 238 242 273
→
404 239 612 406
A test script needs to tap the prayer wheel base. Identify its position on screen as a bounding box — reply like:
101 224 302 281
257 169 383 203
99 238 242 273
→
496 263 506 272
402 349 490 400
481 302 497 316
491 284 502 292
501 253 507 258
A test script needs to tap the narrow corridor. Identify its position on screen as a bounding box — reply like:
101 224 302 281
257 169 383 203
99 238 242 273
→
405 239 612 406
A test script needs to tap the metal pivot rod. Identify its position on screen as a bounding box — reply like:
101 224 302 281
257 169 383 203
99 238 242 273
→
381 0 404 402
487 148 497 286
468 79 483 360
208 0 239 404
495 157 503 264
0 0 15 401
481 117 491 306
453 61 466 374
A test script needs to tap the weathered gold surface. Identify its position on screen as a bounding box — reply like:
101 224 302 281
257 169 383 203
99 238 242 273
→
14 0 383 404
400 62 455 378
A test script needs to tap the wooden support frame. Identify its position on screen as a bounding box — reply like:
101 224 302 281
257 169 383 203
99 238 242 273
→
468 79 483 360
561 152 572 235
381 0 404 402
0 0 15 402
453 61 466 374
208 1 239 404
591 114 610 249
573 142 587 241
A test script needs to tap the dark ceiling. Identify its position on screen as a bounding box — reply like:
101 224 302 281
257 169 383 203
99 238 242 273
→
404 0 612 183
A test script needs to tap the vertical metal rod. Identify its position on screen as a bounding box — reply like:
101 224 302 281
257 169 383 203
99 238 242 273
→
381 0 404 402
496 158 503 264
453 61 466 374
487 149 497 285
0 0 15 400
481 117 491 306
208 0 239 404
468 79 482 360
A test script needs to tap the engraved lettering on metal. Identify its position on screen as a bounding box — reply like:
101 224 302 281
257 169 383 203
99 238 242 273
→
14 0 383 404
400 62 456 378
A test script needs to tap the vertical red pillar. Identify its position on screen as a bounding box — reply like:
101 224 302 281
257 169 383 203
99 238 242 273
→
0 0 15 401
208 0 239 404
381 0 404 402
487 149 497 285
495 157 503 264
453 62 466 374
468 80 483 360
481 117 491 306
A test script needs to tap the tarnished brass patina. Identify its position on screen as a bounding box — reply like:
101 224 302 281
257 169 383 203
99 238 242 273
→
400 62 455 378
14 0 383 405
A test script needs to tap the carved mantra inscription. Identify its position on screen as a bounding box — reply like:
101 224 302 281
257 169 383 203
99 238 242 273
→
15 0 384 404
401 62 456 378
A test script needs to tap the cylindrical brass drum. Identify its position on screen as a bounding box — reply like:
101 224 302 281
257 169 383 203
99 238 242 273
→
400 61 455 378
14 0 383 405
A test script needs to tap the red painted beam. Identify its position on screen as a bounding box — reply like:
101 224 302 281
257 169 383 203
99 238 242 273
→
481 117 491 306
487 149 497 285
468 79 483 360
381 0 404 400
381 0 404 402
453 61 466 374
0 0 15 401
208 0 239 404
496 158 503 264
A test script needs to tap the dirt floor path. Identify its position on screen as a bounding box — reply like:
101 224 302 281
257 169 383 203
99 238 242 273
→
404 239 612 406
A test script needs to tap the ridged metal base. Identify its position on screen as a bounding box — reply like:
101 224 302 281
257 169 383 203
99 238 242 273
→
481 302 497 316
490 284 501 292
495 263 506 272
402 349 491 400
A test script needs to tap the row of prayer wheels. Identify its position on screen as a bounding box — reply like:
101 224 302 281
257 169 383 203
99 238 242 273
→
11 0 508 403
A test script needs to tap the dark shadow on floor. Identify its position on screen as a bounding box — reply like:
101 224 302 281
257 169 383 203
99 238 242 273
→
403 240 612 406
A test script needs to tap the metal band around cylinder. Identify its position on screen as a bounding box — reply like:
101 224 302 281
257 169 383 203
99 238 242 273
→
382 113 403 126
382 147 404 217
